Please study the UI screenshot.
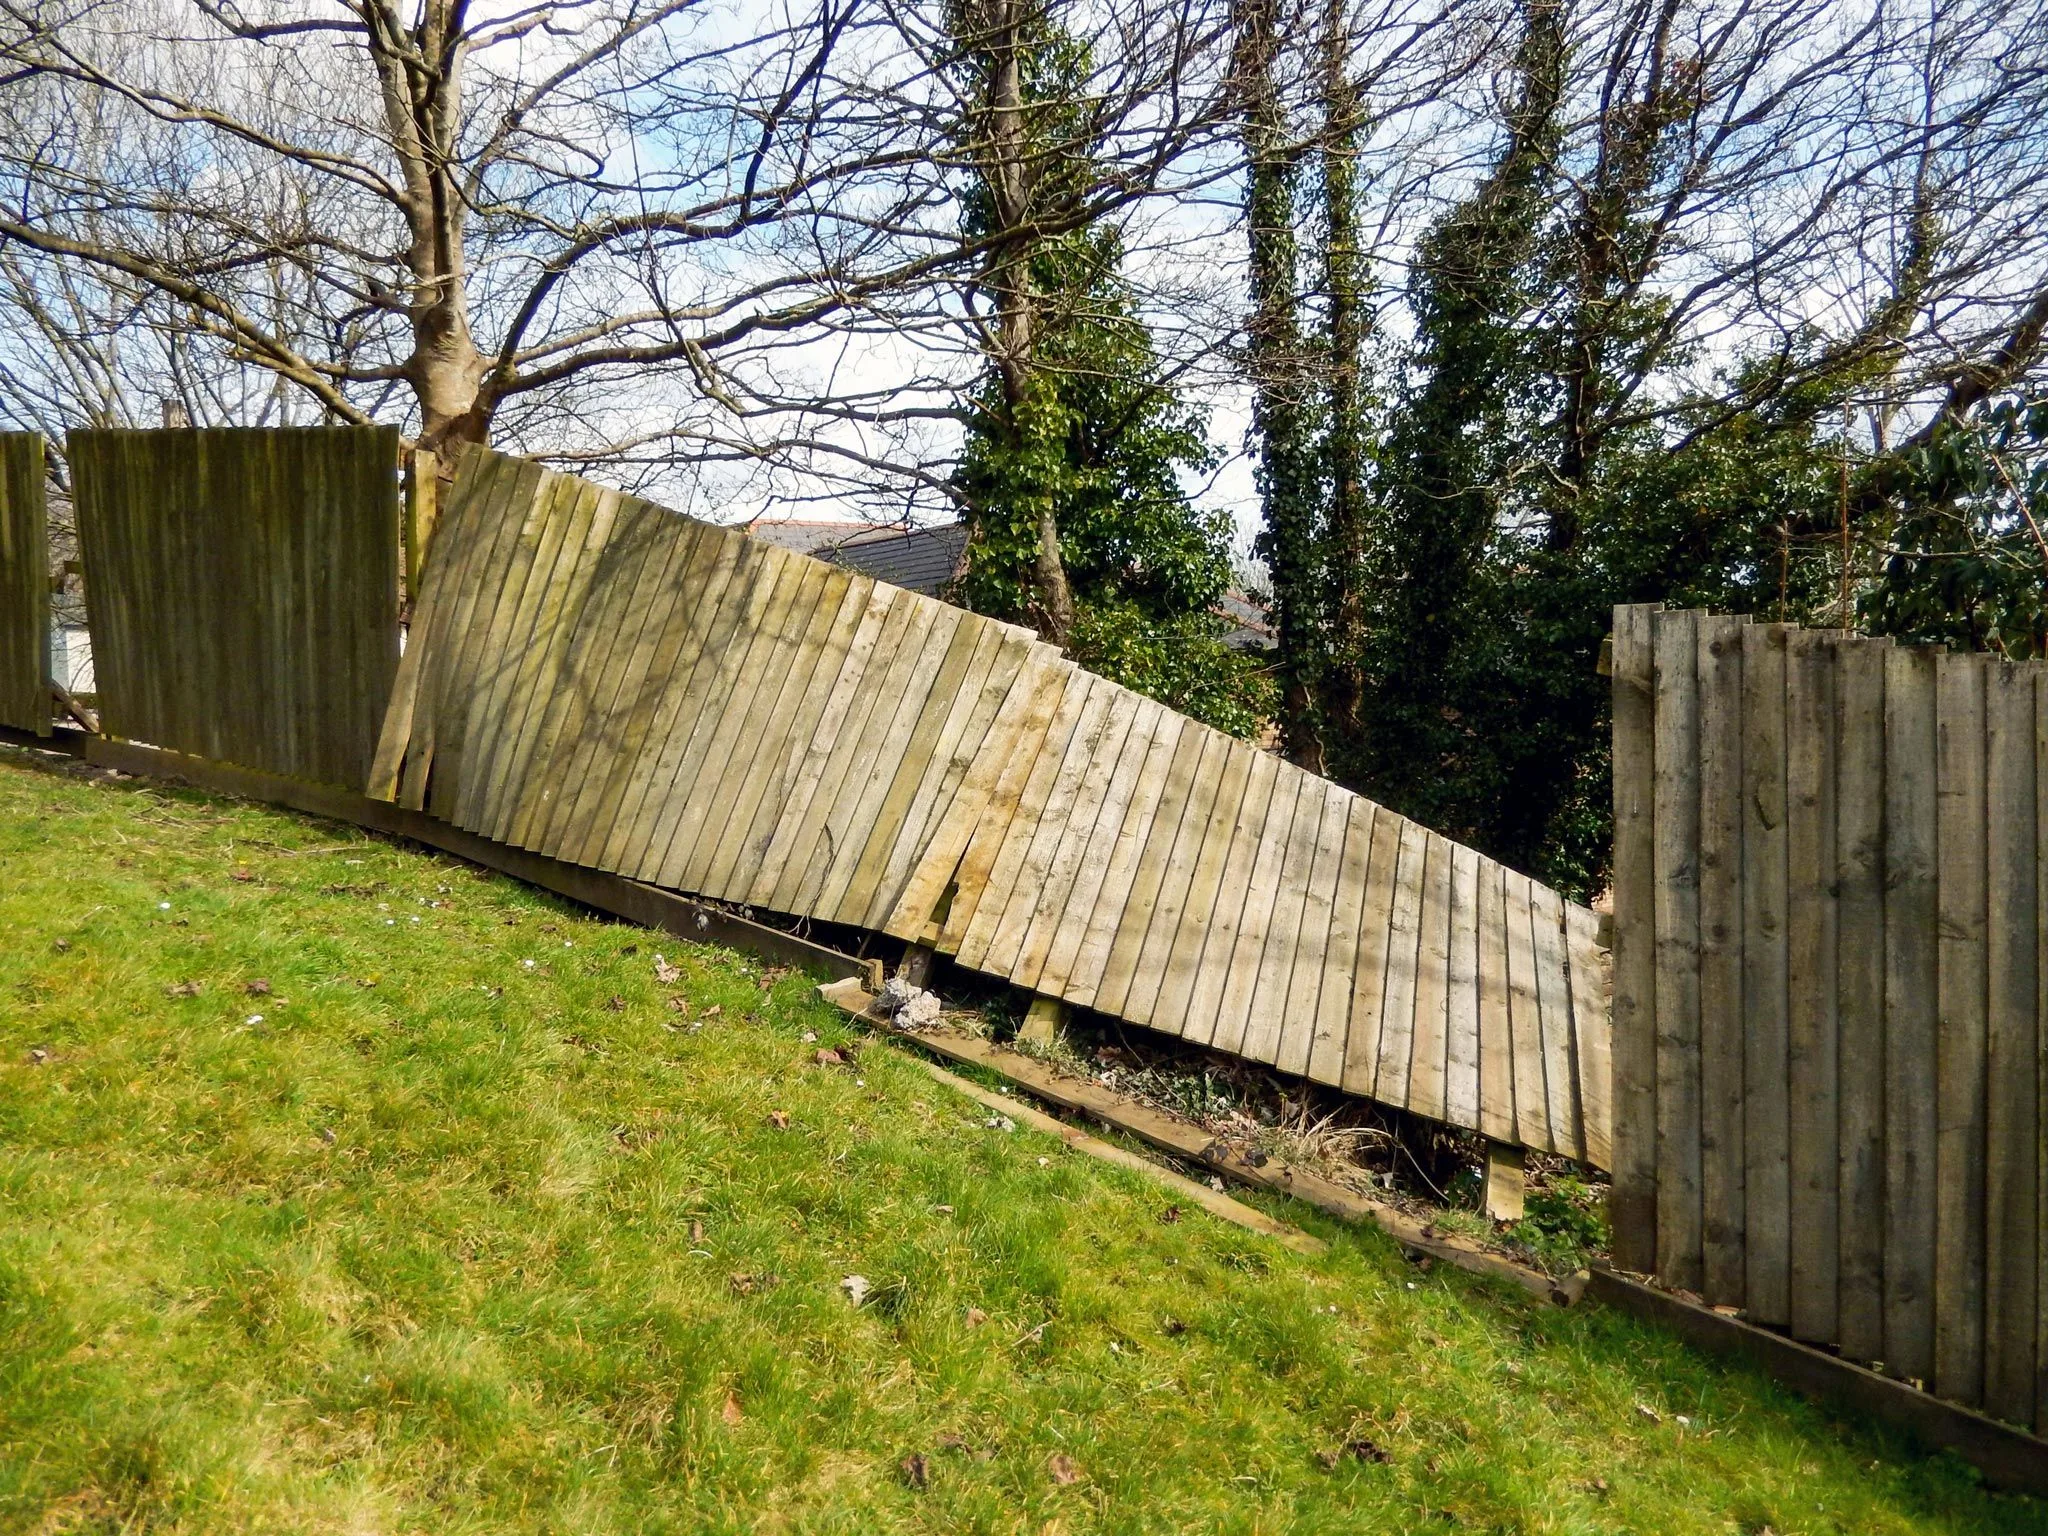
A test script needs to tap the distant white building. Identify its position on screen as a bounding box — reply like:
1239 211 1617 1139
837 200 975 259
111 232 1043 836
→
51 623 93 694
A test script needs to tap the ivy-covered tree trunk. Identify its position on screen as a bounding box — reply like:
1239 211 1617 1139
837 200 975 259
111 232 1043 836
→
1236 0 1324 769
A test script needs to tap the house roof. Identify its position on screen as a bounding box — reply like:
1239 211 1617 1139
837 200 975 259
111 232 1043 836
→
744 517 968 598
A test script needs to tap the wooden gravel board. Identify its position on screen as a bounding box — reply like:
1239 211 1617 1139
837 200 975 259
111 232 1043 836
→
1933 650 1989 1407
1984 661 2040 1428
1089 720 1217 1019
1337 804 1404 1099
1443 842 1483 1135
1785 627 1841 1344
1742 622 1792 1327
1170 747 1279 1047
1653 607 1704 1290
1696 612 1748 1307
1883 641 1940 1386
1134 738 1254 1032
1833 633 1889 1366
1608 603 1660 1273
1565 901 1614 1173
0 434 49 735
1274 780 1353 1080
1057 708 1189 1008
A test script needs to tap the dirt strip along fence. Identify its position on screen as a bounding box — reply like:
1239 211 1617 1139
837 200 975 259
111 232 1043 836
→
1611 603 2047 1431
0 433 48 736
374 446 1612 1166
71 428 402 790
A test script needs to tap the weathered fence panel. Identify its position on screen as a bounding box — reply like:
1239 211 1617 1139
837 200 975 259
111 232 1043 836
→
71 428 401 789
1612 603 2047 1430
0 432 48 735
376 447 1614 1164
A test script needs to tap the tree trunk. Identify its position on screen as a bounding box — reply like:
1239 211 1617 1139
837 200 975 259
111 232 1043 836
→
1319 0 1367 756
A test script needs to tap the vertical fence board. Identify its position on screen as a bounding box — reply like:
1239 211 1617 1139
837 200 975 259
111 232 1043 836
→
1984 661 2039 1427
1652 608 1704 1290
1786 628 1841 1343
1835 634 1889 1366
1883 642 1939 1385
1742 622 1792 1325
1696 613 1747 1306
1610 603 1660 1273
0 433 48 735
1934 652 1989 1406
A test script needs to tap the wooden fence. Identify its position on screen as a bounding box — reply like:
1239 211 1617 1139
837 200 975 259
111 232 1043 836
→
71 428 402 789
0 433 47 735
1611 604 2045 1430
374 447 1613 1165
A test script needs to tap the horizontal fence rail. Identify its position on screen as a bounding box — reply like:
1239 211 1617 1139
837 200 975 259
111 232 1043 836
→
373 448 1613 1165
0 433 47 735
1611 604 2046 1432
71 428 402 790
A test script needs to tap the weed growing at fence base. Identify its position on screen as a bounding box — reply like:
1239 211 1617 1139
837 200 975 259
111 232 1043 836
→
0 749 2037 1534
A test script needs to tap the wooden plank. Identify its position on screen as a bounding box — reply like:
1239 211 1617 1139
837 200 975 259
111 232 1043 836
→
1245 774 1343 1073
1337 804 1404 1099
1608 603 1660 1274
1090 720 1215 1018
1504 870 1550 1152
1273 781 1353 1079
1742 621 1791 1326
1442 842 1483 1135
0 434 49 735
1884 641 1940 1385
1137 739 1255 1032
1476 860 1517 1144
1530 882 1581 1162
1696 613 1747 1308
1653 608 1704 1292
1207 759 1306 1059
931 657 1080 950
1401 831 1455 1124
1034 696 1169 1000
1933 650 1989 1407
1565 901 1613 1172
881 648 1067 941
1304 798 1373 1088
1786 626 1840 1344
1057 709 1188 1009
952 670 1097 969
1984 660 2039 1428
1169 748 1280 1046
1370 819 1431 1108
2037 671 2048 1438
1834 632 1889 1365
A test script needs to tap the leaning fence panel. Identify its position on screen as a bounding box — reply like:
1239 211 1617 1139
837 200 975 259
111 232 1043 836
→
0 433 48 736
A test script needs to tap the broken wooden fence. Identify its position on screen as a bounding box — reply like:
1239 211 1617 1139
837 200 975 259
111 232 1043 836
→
71 428 402 789
373 447 1613 1167
1611 605 2046 1432
0 433 48 735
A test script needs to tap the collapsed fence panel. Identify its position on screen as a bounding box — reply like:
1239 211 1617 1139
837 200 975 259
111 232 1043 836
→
374 447 1612 1165
71 427 402 790
1611 603 2047 1433
0 433 48 735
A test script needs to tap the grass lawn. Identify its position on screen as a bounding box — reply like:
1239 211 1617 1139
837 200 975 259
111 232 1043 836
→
1 748 2041 1535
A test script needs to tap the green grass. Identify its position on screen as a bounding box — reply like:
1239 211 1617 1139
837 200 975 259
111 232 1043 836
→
0 750 2040 1536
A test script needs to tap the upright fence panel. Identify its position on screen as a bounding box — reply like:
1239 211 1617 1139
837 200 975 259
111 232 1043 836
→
71 427 400 789
0 433 48 735
1612 603 2047 1431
